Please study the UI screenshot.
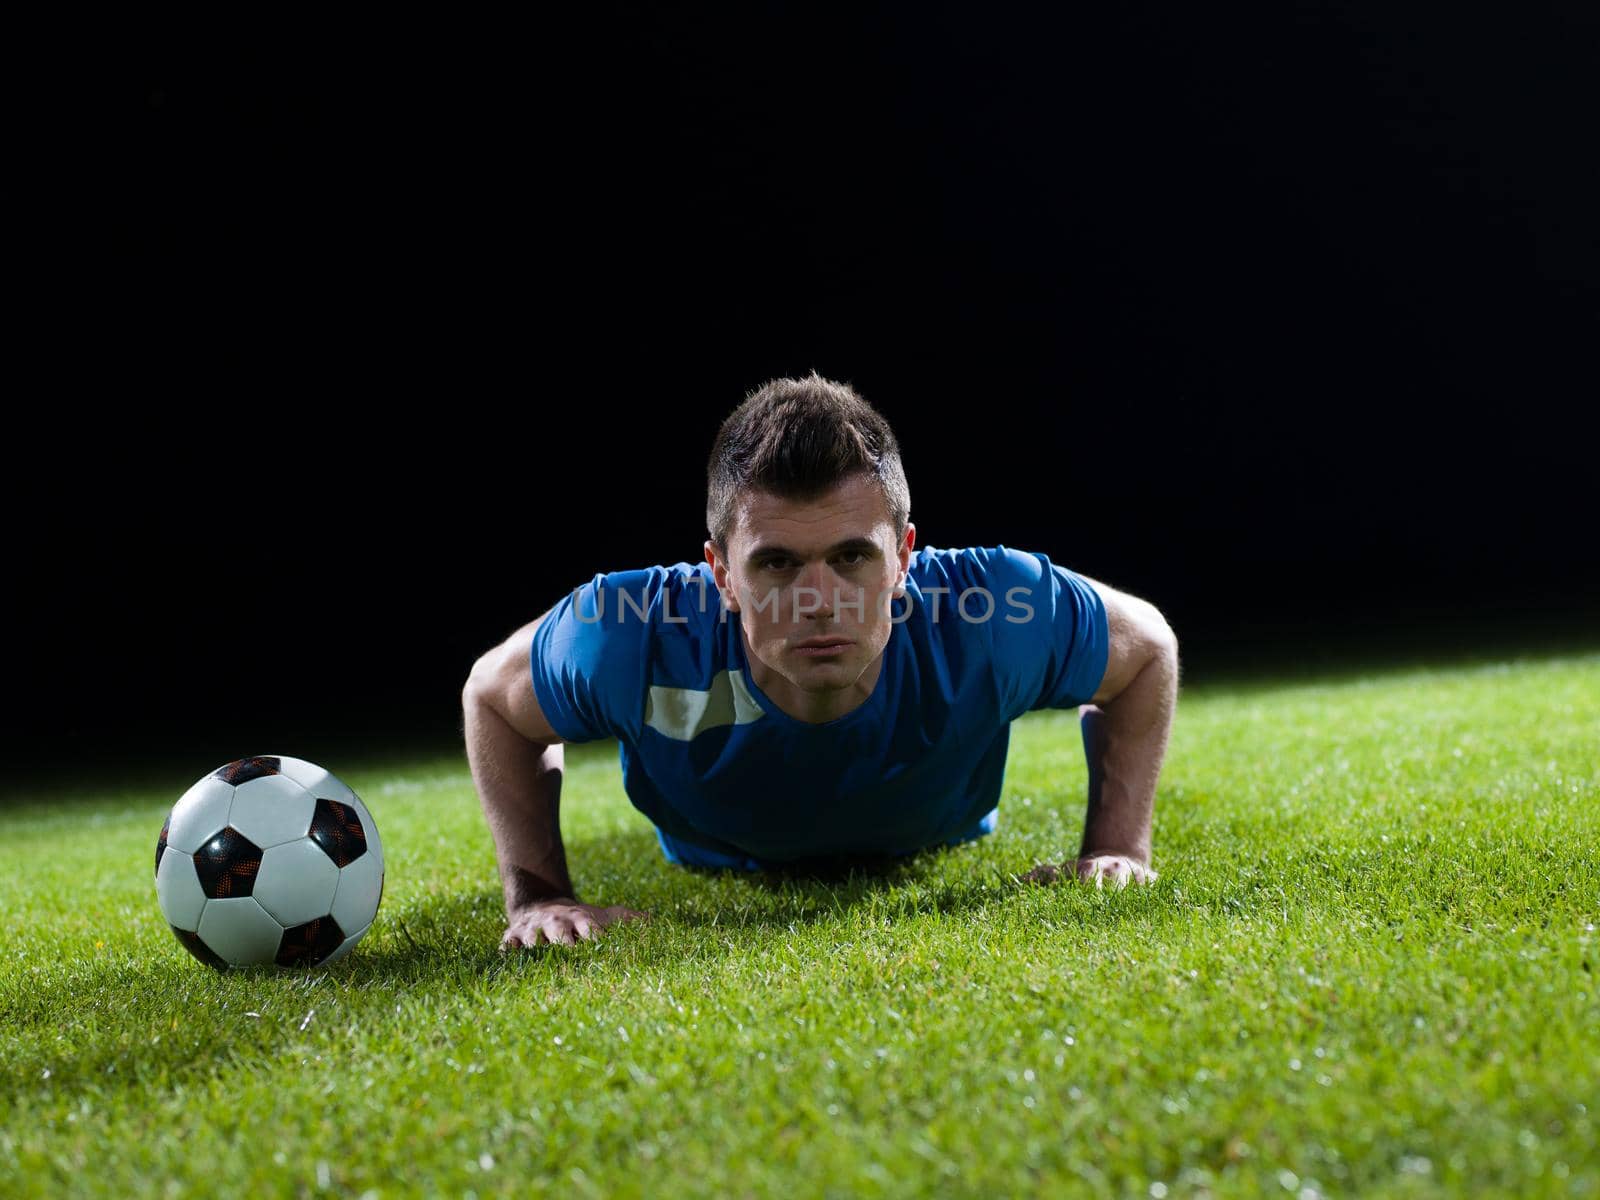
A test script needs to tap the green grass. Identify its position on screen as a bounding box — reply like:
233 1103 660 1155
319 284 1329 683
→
2 651 1597 1198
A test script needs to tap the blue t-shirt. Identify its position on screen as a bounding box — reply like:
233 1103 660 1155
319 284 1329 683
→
529 545 1109 863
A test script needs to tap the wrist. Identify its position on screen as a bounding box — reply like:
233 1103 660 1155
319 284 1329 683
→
505 865 576 912
1078 848 1150 867
513 894 577 912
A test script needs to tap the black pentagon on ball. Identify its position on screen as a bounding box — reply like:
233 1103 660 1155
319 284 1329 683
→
193 827 263 898
308 798 367 867
276 915 347 968
156 814 170 878
214 756 282 785
171 926 227 970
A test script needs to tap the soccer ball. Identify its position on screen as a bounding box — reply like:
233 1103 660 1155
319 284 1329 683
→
154 755 385 969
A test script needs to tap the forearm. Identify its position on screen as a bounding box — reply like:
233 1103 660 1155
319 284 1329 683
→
463 691 576 913
1078 643 1178 865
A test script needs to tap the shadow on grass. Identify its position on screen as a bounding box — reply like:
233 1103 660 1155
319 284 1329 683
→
4 828 1177 1103
27 818 1590 1105
353 830 1021 967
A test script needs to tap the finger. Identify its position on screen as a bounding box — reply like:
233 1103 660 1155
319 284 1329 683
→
501 933 521 951
549 923 578 946
1122 860 1154 884
572 916 598 941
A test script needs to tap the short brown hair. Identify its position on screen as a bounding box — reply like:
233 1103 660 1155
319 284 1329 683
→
706 372 911 554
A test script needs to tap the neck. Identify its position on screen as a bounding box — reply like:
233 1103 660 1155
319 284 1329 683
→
748 648 885 724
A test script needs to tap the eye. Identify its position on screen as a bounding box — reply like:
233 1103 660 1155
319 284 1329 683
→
834 551 869 567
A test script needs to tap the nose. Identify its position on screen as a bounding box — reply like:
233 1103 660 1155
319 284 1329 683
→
796 560 835 617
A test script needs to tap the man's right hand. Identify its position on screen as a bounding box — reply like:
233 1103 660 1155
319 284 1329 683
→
501 898 653 949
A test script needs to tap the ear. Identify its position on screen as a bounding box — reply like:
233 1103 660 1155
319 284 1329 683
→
704 538 739 613
893 521 916 597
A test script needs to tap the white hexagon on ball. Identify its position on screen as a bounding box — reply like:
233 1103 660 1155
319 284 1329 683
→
253 839 341 928
330 852 384 936
275 755 355 805
155 850 207 931
196 897 284 966
275 756 383 871
226 774 317 848
165 776 235 853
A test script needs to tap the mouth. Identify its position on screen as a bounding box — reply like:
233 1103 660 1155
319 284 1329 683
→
794 638 852 658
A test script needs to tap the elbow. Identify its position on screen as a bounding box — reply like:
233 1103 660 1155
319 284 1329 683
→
1153 618 1178 661
462 654 495 709
1127 592 1177 664
1129 600 1178 667
1149 619 1180 696
1148 617 1179 682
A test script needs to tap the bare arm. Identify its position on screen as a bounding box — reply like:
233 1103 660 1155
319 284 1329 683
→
462 625 575 908
1023 575 1179 889
1078 575 1179 877
462 611 649 945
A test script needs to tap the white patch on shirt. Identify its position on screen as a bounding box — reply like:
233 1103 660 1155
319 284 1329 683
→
644 669 766 741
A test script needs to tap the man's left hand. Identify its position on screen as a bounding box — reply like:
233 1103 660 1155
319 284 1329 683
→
1020 854 1158 890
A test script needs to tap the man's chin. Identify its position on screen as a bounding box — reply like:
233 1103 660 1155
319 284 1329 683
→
787 656 860 686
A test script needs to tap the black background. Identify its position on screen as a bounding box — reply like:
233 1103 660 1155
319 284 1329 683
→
12 8 1597 785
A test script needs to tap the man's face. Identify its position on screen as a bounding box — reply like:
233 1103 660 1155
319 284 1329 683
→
706 474 915 709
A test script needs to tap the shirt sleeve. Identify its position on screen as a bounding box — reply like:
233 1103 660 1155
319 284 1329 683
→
958 545 1110 718
529 567 662 743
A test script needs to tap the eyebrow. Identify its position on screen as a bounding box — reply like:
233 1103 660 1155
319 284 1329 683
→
745 537 880 564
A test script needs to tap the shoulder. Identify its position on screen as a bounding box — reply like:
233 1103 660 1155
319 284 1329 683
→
570 560 728 687
570 560 721 629
530 560 724 743
899 545 1051 632
908 544 1047 593
908 545 1108 714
